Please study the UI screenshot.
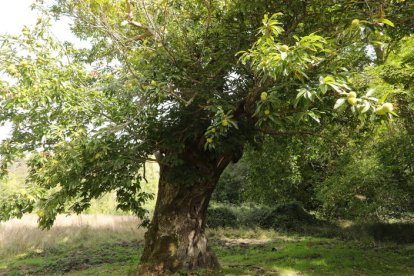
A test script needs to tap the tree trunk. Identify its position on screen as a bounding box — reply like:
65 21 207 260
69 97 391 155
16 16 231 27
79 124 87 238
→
139 153 229 275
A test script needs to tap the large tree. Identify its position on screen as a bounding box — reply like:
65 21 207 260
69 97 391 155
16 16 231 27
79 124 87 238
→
0 0 412 274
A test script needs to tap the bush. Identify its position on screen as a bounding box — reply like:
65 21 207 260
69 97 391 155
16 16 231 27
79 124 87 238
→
259 202 318 231
206 207 238 228
237 205 272 227
347 223 414 243
206 203 414 244
206 202 319 231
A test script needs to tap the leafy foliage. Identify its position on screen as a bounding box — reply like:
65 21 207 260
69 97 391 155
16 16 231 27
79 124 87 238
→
211 161 247 204
217 37 414 221
206 206 238 228
0 0 412 229
317 38 414 220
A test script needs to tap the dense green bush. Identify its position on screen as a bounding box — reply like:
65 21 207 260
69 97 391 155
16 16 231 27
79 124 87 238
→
317 127 414 221
258 202 319 230
207 203 414 243
207 202 319 231
235 205 272 227
206 206 238 228
349 223 414 243
241 137 326 210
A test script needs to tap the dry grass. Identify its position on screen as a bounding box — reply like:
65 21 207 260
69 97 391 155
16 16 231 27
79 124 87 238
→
1 215 413 275
208 227 300 243
0 214 145 258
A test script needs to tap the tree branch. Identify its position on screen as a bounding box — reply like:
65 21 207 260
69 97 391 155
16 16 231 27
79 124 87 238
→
284 0 309 38
125 0 156 39
260 128 324 138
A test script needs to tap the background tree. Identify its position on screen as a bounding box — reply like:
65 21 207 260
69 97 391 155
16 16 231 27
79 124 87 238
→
0 0 412 273
213 36 414 221
317 36 414 220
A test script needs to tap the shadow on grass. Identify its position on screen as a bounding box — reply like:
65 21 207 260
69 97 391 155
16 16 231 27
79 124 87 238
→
281 221 414 244
1 236 143 275
210 232 414 276
4 233 414 276
208 202 414 244
1 214 413 275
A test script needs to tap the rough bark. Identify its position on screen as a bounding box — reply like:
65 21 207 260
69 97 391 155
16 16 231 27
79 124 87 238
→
138 152 230 275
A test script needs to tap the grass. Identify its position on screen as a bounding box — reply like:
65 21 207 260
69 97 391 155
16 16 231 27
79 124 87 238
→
0 215 144 275
1 215 413 275
211 228 414 275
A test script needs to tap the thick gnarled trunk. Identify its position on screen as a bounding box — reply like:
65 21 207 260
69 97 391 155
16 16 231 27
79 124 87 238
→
139 157 224 275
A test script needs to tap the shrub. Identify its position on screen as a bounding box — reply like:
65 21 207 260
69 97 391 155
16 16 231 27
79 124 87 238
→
206 202 319 231
259 202 318 231
237 205 272 227
206 207 238 228
347 223 414 243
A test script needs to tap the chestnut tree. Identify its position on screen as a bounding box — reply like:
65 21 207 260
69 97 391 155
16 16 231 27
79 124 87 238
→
0 0 412 273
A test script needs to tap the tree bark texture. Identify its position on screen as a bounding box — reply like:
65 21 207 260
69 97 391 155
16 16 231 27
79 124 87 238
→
139 151 232 275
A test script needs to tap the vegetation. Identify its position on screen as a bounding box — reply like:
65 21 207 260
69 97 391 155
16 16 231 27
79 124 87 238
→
1 215 414 276
213 37 414 220
0 0 413 274
0 215 143 275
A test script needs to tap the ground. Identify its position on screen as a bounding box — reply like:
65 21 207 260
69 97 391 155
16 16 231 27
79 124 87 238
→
0 215 413 275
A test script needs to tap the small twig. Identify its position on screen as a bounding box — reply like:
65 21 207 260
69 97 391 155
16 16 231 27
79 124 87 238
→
142 161 148 183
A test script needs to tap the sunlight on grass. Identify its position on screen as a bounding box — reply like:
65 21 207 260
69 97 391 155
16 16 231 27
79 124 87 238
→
208 227 300 242
0 214 144 258
311 259 328 266
278 268 304 276
1 217 413 275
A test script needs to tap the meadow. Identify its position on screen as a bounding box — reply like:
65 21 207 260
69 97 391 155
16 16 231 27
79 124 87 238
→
1 163 414 275
1 214 413 275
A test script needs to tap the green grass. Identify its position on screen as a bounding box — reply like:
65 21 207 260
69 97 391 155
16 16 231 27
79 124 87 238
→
1 217 413 275
214 235 414 275
0 215 145 275
1 241 141 275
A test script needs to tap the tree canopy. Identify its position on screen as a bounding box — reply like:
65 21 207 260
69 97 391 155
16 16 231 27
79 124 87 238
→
213 36 414 219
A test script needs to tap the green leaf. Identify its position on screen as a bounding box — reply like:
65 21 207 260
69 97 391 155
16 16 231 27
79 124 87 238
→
361 101 370 113
308 112 320 123
328 84 342 93
365 89 375 97
378 93 388 104
381 19 395 27
319 84 328 94
334 98 346 109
